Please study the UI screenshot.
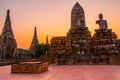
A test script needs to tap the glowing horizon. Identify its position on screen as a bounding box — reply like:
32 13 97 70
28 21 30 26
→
0 0 120 49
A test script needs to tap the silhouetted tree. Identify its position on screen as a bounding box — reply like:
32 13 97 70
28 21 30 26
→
35 43 49 57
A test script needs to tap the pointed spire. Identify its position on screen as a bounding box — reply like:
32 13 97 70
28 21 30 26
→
46 35 49 45
74 2 80 6
1 9 15 39
29 27 39 56
72 2 83 10
1 9 17 59
7 9 10 17
71 2 86 29
33 27 38 42
1 9 13 35
32 26 39 45
5 9 11 24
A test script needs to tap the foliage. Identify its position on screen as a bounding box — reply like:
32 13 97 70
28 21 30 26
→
17 48 28 54
35 43 49 57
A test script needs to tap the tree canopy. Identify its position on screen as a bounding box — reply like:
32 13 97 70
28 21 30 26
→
35 43 49 57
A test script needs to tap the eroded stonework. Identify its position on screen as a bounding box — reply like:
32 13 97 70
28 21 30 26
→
29 27 39 57
11 62 48 73
0 10 17 59
92 13 118 64
48 2 92 65
48 2 120 65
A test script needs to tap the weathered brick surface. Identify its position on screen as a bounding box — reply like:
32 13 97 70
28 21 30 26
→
48 2 120 65
11 62 48 73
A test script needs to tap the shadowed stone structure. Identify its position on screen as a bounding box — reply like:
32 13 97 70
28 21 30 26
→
29 27 39 57
48 2 120 65
0 9 17 59
71 2 86 29
11 62 48 73
48 2 92 65
92 13 118 64
96 13 108 30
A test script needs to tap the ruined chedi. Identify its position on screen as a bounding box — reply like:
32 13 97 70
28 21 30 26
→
48 2 120 65
0 10 17 59
48 2 92 65
67 2 91 56
29 27 39 57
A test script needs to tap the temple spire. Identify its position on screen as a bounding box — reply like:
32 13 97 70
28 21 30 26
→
6 9 10 23
1 9 13 35
7 9 10 18
71 2 86 29
46 35 49 46
33 27 38 43
29 27 39 57
0 9 17 59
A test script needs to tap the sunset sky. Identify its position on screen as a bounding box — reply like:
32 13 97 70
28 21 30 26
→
0 0 120 49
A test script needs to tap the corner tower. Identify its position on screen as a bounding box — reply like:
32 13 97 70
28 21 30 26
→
1 9 17 59
71 2 86 29
29 27 39 57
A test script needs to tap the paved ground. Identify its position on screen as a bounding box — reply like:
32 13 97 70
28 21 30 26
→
0 65 120 80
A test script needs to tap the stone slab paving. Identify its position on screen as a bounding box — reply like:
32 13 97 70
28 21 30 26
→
0 65 120 80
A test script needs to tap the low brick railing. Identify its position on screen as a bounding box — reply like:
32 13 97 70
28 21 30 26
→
11 62 48 73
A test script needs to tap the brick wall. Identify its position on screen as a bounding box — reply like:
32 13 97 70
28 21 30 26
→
11 62 48 73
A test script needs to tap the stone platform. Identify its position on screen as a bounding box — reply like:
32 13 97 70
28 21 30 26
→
0 65 120 80
0 62 9 66
11 62 48 73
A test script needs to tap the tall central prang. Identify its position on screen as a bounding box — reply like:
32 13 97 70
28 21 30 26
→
71 2 86 29
68 2 91 56
49 2 92 65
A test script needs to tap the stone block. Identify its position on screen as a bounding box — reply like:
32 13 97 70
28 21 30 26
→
11 62 48 73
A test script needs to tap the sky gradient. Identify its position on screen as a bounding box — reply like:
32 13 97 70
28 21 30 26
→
0 0 120 49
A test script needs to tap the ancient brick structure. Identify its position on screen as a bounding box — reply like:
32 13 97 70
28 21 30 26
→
49 36 72 64
48 2 92 65
68 2 91 56
11 62 48 73
0 2 119 65
0 10 17 59
48 2 120 65
92 13 118 64
29 27 39 57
